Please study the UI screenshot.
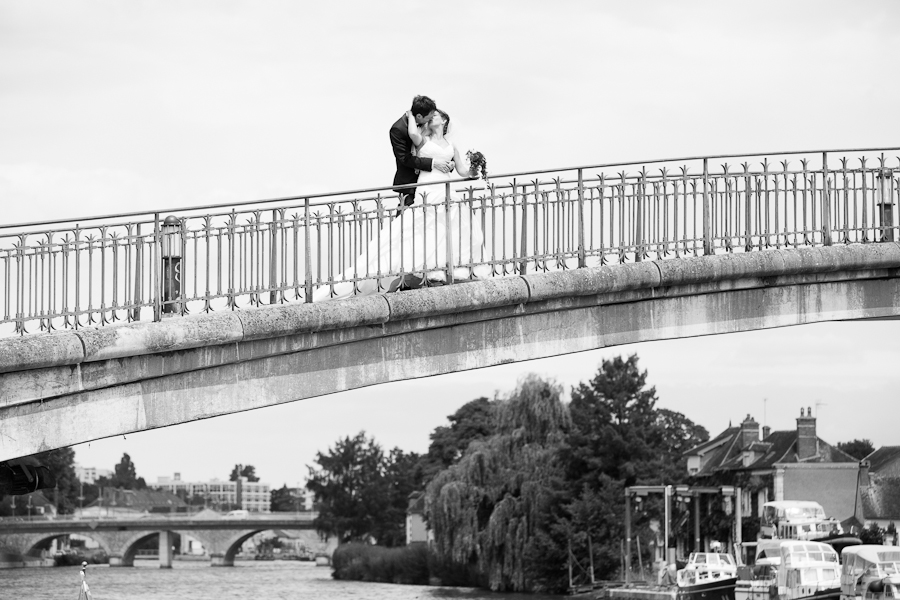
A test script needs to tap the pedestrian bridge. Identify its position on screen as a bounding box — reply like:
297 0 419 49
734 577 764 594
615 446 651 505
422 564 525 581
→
0 512 319 567
1 148 899 460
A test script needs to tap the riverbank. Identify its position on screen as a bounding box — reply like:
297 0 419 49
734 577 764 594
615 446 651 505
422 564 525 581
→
0 555 55 569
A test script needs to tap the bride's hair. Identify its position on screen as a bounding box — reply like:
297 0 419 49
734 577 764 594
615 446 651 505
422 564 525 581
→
436 110 450 136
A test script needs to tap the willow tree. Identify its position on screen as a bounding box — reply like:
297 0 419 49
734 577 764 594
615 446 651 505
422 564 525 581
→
425 375 571 592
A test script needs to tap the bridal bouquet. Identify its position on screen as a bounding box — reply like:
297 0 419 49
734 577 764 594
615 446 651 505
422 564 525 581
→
466 150 488 180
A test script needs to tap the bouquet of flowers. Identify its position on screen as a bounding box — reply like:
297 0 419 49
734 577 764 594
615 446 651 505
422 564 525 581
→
466 150 488 180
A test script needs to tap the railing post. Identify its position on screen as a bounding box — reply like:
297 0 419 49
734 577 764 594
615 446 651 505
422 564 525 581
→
14 234 25 334
822 151 833 246
304 198 313 302
269 209 278 304
153 213 162 321
635 169 644 262
702 157 712 255
577 168 586 268
445 181 455 283
132 223 142 322
518 181 528 275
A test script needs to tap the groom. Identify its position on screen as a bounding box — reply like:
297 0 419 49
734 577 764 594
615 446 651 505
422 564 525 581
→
389 95 453 211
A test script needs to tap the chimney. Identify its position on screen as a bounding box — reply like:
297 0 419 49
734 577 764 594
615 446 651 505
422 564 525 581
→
796 407 818 460
859 460 871 487
174 472 181 481
740 414 760 449
762 425 771 440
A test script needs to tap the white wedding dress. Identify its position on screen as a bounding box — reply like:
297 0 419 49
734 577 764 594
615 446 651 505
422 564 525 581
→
313 139 492 301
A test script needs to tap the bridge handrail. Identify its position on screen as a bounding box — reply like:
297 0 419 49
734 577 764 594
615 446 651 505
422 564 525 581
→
2 146 898 336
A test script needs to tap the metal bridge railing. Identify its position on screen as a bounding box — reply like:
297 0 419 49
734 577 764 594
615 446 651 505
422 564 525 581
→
1 147 898 337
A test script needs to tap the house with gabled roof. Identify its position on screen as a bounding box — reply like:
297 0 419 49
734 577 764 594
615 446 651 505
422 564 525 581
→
683 408 859 528
852 447 900 530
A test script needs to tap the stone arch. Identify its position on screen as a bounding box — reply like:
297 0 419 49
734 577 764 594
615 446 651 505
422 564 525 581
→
26 532 110 558
120 531 160 566
222 530 263 565
103 529 176 567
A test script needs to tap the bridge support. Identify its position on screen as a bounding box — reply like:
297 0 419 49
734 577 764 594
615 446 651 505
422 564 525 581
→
108 555 132 567
158 530 173 569
209 553 233 567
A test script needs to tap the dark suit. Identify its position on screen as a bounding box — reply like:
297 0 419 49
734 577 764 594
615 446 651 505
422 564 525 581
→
390 114 433 200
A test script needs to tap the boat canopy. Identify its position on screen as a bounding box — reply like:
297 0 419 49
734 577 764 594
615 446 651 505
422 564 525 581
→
754 540 784 563
841 545 900 578
688 553 736 567
762 501 826 523
779 541 838 567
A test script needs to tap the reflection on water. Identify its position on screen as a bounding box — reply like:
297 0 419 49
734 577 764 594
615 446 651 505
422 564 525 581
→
0 559 566 600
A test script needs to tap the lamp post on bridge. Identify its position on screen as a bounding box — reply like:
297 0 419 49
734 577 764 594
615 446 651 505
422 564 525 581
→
161 215 183 314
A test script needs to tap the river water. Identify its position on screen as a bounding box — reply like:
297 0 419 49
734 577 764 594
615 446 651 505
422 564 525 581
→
0 559 566 600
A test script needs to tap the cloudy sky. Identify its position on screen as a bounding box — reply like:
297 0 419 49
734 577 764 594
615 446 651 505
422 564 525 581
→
2 1 899 487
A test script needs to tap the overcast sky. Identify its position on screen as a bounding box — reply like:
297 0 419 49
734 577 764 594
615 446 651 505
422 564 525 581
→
2 1 898 487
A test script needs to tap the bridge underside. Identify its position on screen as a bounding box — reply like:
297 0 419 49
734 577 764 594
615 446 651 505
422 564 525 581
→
2 244 899 460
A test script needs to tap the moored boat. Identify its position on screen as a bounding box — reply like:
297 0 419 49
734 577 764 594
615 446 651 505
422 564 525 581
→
773 541 841 600
676 552 738 600
840 545 900 600
736 540 783 600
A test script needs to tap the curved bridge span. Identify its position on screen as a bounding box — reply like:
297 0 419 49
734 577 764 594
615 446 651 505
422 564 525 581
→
1 148 899 460
1 243 899 461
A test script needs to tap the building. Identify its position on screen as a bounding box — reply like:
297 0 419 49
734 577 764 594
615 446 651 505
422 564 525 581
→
76 488 187 518
74 464 113 484
155 473 271 513
684 409 859 524
853 447 900 530
406 491 431 545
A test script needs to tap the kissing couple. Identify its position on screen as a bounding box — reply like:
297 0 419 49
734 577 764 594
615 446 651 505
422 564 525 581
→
313 95 490 301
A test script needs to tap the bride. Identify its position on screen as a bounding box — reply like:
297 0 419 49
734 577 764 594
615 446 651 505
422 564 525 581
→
313 109 491 301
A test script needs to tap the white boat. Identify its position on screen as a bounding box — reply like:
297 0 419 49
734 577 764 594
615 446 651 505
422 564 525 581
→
840 545 900 600
736 540 783 600
760 502 838 542
773 541 841 600
676 552 738 600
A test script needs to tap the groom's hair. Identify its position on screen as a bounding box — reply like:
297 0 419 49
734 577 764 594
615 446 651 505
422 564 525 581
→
410 95 437 118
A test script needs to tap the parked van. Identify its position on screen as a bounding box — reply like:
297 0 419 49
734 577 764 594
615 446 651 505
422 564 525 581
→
225 509 249 518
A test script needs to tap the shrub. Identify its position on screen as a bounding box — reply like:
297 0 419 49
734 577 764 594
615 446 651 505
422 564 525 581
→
331 542 479 586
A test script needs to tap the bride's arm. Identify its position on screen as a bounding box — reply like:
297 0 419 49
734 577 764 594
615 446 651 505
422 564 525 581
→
452 145 473 179
406 111 425 149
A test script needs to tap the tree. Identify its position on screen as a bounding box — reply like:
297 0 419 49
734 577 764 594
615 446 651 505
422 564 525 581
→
374 448 424 547
425 375 571 592
859 521 884 544
419 397 494 480
107 453 146 490
837 439 874 460
564 354 706 488
560 355 708 582
35 448 80 514
270 485 298 512
306 432 390 544
229 464 260 482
